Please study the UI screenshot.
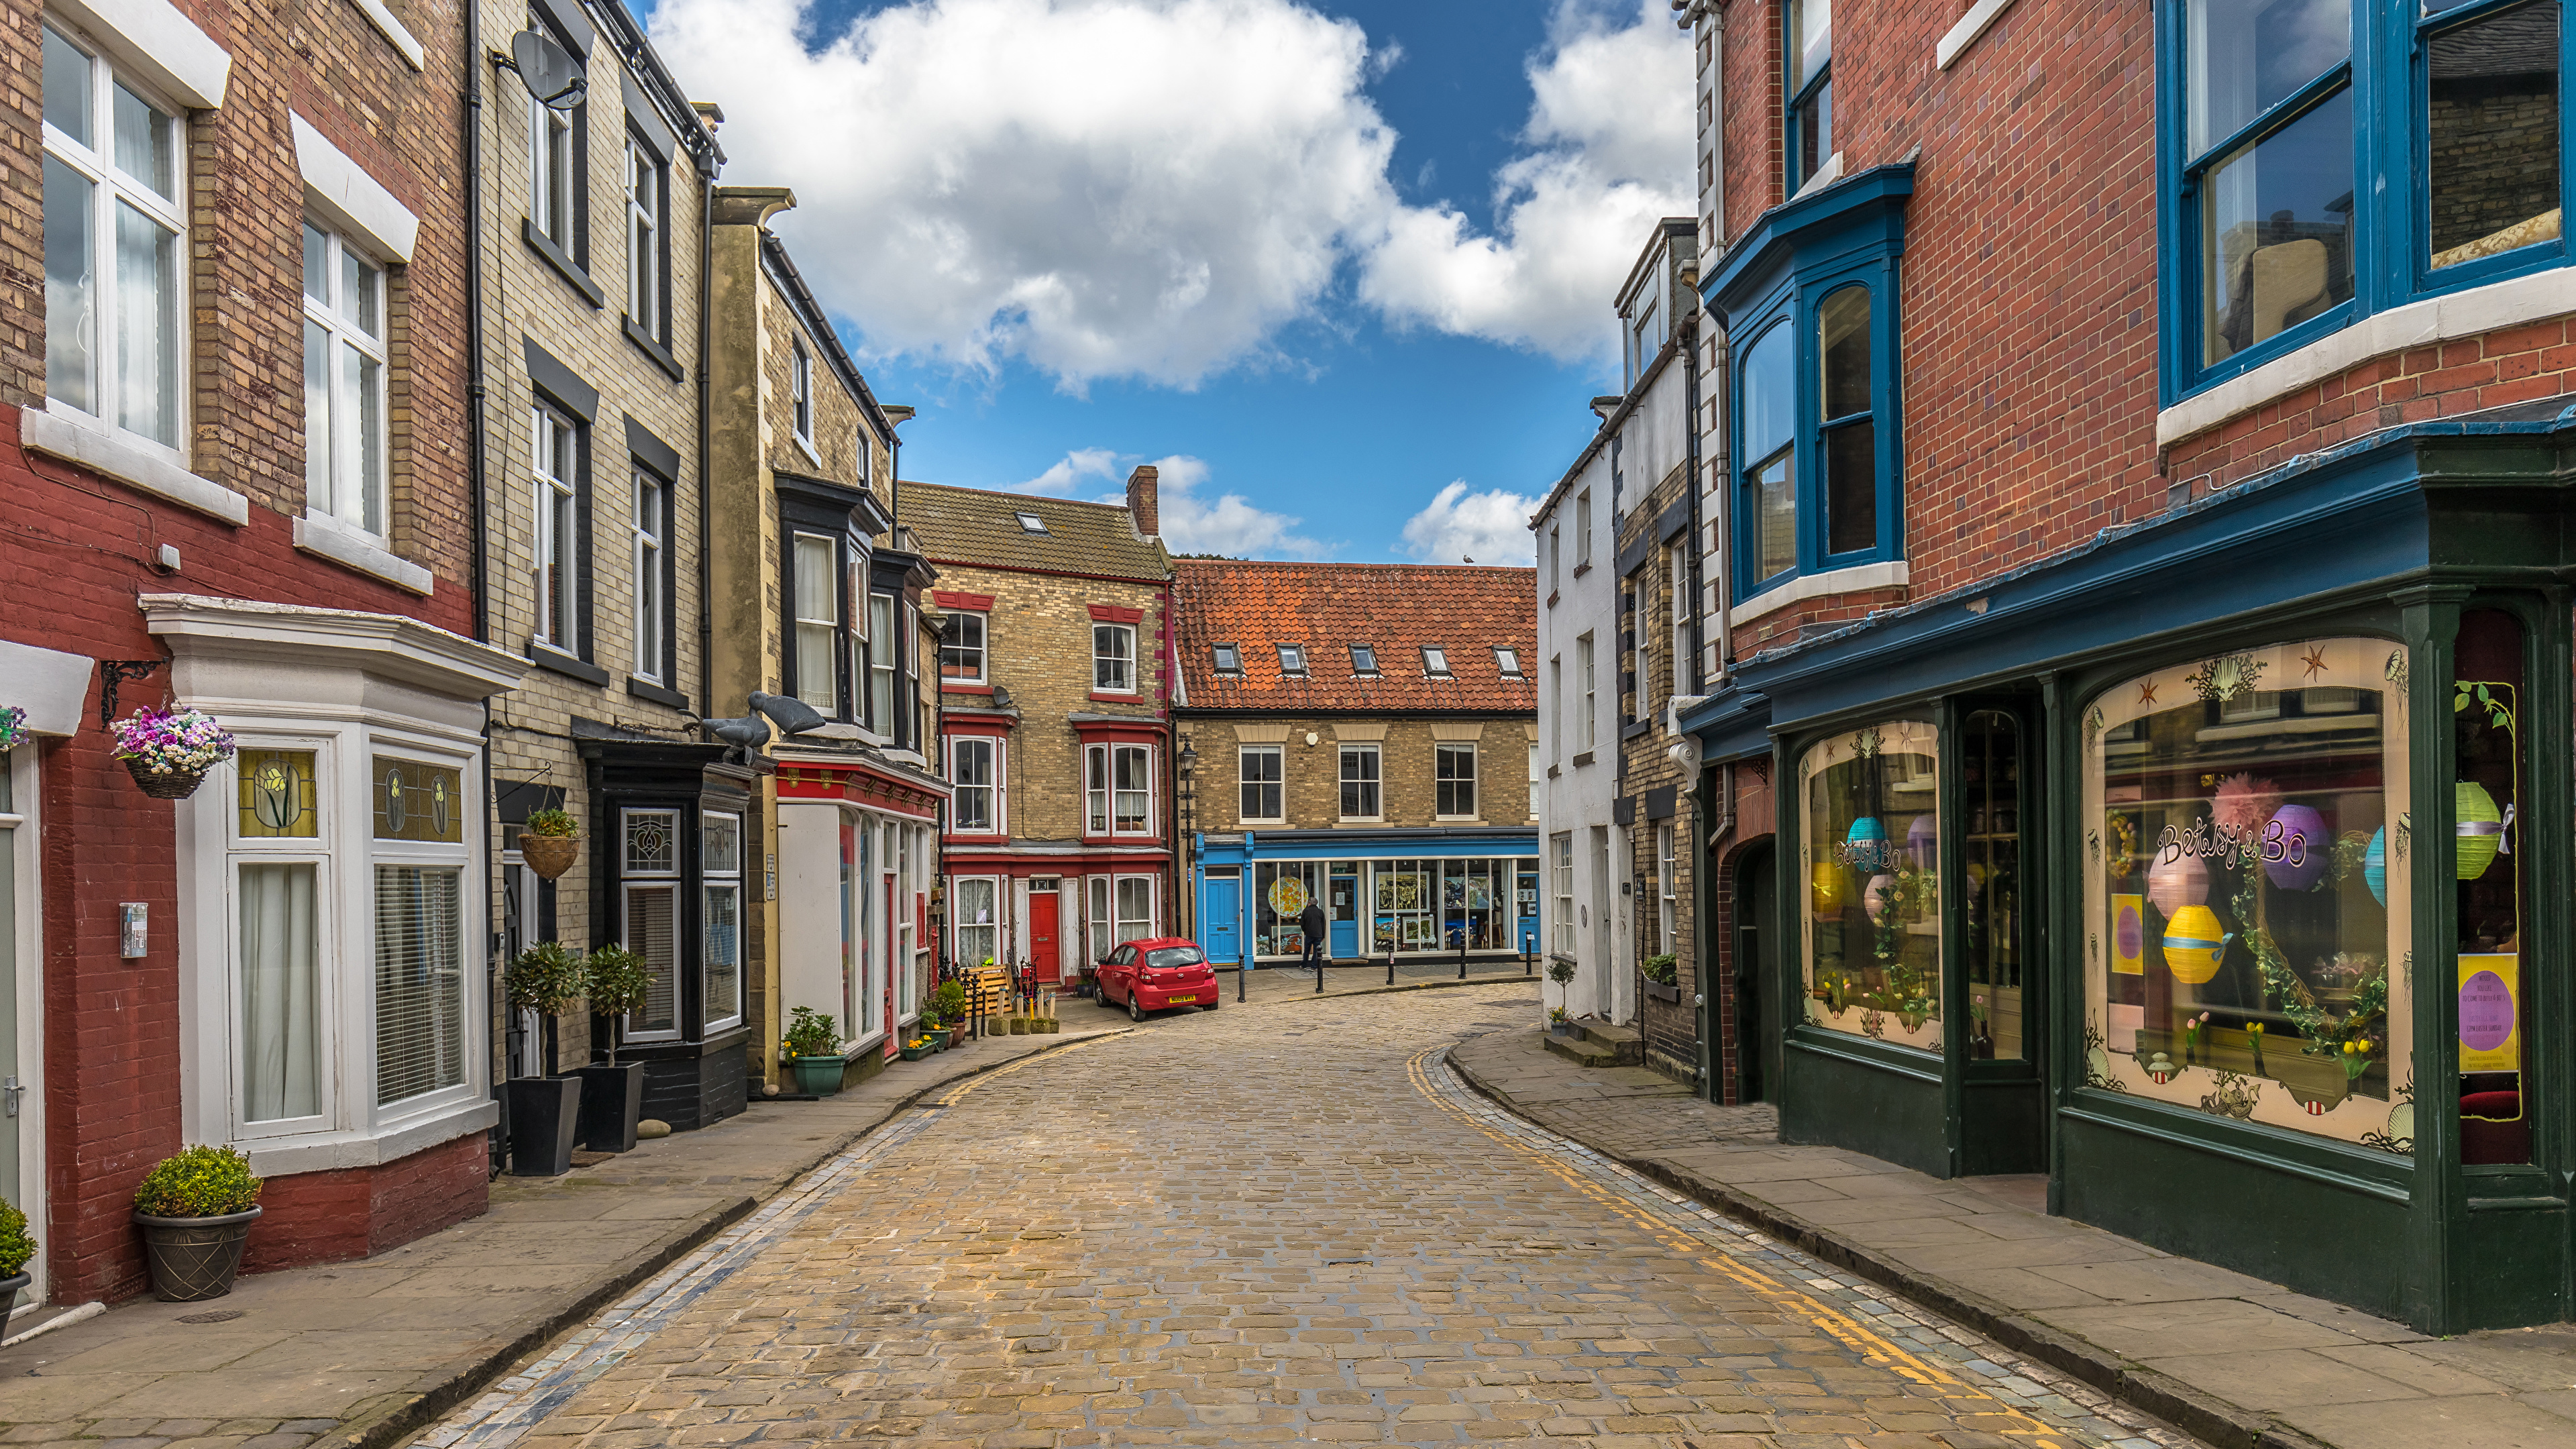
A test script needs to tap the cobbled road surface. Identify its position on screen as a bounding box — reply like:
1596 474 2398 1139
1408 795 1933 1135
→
415 982 2196 1449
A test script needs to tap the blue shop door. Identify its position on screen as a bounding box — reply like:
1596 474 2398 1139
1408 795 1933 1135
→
1329 871 1358 959
1517 865 1541 958
1203 876 1242 963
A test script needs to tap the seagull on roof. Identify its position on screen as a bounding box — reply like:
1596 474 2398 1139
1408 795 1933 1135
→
1462 555 1474 564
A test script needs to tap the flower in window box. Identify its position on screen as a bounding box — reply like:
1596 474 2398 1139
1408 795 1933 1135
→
111 705 235 800
0 706 25 751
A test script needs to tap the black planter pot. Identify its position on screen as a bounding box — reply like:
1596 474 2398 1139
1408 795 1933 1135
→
135 1205 260 1302
576 1062 646 1152
0 1271 30 1314
1645 980 1683 1004
506 1075 583 1176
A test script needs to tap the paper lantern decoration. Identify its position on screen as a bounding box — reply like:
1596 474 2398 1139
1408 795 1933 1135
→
2147 852 2208 918
2457 782 2504 881
2161 904 2231 985
1864 872 1898 922
1906 814 1939 867
1811 863 1851 915
1846 816 1888 869
2263 804 2329 891
2363 826 2387 906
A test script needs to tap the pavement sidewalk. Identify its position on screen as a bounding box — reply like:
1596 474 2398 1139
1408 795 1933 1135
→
1449 1026 2576 1449
0 1024 1126 1449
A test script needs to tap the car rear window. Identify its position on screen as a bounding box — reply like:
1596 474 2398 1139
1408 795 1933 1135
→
1144 946 1206 969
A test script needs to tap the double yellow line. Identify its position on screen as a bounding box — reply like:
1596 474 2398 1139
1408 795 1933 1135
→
1405 1047 2079 1449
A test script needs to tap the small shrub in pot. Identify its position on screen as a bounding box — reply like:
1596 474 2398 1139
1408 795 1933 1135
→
133 1145 263 1301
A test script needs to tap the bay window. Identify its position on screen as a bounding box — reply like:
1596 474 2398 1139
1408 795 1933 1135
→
792 533 841 712
621 808 680 1040
868 591 897 732
42 21 185 451
955 877 1000 969
702 812 742 1030
1116 876 1155 945
1086 742 1156 837
2163 0 2573 397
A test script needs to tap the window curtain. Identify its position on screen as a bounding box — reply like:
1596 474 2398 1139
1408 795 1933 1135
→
240 862 319 1122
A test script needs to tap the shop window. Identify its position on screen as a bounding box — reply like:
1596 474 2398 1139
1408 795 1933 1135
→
1800 719 1943 1053
621 808 680 1040
1256 861 1320 957
1962 712 2023 1060
2455 609 2528 1163
1239 744 1283 822
2081 639 2413 1152
954 876 998 969
1374 859 1431 953
2163 0 2571 398
1340 744 1380 819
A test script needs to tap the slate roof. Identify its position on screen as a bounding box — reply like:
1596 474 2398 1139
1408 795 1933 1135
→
900 482 1171 582
1174 560 1538 712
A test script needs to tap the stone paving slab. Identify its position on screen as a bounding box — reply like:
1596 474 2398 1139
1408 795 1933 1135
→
1449 1024 2576 1449
0 1025 1127 1449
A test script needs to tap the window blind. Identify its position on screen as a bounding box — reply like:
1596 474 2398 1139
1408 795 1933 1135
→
374 865 465 1107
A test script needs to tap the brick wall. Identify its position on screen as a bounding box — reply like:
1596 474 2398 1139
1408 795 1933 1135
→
1181 717 1535 835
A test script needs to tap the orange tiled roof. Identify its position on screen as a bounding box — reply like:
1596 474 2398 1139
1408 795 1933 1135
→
1174 560 1537 712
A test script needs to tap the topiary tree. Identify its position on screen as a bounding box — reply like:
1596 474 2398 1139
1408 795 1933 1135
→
0 1199 35 1279
505 942 586 1075
584 945 653 1066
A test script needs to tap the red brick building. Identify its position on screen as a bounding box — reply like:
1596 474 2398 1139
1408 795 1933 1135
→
0 0 517 1304
1677 0 2576 1330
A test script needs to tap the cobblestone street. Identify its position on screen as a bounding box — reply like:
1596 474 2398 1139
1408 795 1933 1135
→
417 983 2194 1449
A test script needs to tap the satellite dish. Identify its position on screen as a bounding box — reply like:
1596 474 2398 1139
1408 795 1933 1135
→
508 29 586 110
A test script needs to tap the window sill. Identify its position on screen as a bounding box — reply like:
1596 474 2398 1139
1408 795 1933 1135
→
1571 751 1595 767
1935 0 2012 68
524 219 604 309
1729 559 1911 626
1546 765 1562 779
1087 690 1144 704
350 0 425 66
1337 816 1383 825
627 675 690 710
531 642 610 686
2156 266 2576 449
240 1095 498 1178
1434 816 1485 825
294 511 434 595
793 431 822 468
1546 590 1560 608
1789 150 1845 202
1621 719 1654 741
624 315 684 382
1572 561 1593 578
942 681 995 694
21 406 247 526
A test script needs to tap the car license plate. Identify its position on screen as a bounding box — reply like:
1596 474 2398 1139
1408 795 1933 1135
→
1169 994 1196 1004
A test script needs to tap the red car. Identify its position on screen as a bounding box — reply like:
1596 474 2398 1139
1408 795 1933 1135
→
1095 938 1220 1021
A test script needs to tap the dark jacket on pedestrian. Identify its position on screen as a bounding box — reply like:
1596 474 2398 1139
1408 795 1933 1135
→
1299 901 1326 953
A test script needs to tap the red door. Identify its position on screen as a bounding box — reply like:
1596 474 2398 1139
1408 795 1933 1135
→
1029 890 1061 983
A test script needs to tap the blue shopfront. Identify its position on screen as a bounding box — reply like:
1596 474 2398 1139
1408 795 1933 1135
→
1192 828 1540 966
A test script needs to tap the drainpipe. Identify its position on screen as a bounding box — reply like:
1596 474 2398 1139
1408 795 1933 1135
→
464 0 504 1177
696 167 715 719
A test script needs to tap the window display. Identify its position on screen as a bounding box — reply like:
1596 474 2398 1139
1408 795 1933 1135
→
1254 861 1319 957
2081 639 2413 1152
2455 609 2526 1164
1800 720 1942 1051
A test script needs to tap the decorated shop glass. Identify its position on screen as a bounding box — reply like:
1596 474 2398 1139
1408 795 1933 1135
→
1799 719 1942 1052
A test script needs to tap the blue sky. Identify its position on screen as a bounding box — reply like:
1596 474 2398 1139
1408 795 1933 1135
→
643 0 1693 562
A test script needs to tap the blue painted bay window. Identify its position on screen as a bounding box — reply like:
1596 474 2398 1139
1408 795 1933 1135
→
2161 0 2569 400
1707 164 1911 602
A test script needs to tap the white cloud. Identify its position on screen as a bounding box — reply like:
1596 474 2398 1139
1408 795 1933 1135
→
1020 446 1121 494
1358 0 1693 362
1129 455 1327 559
1400 480 1539 566
652 0 1399 389
649 0 1689 386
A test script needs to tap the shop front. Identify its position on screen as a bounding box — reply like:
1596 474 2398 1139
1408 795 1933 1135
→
1695 416 2576 1332
774 750 944 1088
1195 828 1540 965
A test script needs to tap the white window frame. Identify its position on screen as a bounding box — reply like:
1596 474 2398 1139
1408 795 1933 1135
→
1550 656 1562 761
619 806 684 1044
1087 875 1112 962
1656 822 1676 955
370 756 474 1118
1093 623 1137 694
702 810 744 1032
529 90 574 249
1239 744 1283 824
1576 634 1597 753
301 222 388 537
1576 490 1593 564
632 470 664 684
1551 833 1574 957
855 425 874 490
943 610 988 685
791 337 814 447
1633 574 1653 722
1114 874 1156 945
954 875 1001 971
868 591 898 735
624 133 659 337
1668 543 1689 687
1338 743 1380 821
1436 742 1478 821
42 20 189 456
1087 742 1157 838
1548 526 1561 593
947 735 1004 835
532 402 581 656
792 531 841 714
1494 646 1522 678
1 744 46 1301
1528 741 1540 819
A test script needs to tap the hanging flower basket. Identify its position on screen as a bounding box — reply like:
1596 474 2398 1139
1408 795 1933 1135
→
521 833 582 879
111 706 233 802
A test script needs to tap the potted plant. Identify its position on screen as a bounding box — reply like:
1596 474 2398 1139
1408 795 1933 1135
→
111 704 234 800
132 1145 262 1301
0 1197 35 1311
1642 953 1682 1002
578 945 653 1152
521 806 582 881
898 1034 931 1063
1546 957 1580 1032
783 1006 845 1096
502 942 586 1175
932 979 967 1032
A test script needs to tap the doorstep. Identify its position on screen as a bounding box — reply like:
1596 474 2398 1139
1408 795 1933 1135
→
0 1024 1130 1449
1447 1028 2576 1449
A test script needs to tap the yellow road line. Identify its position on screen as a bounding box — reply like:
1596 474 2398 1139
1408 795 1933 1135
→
931 1030 1126 1108
1406 1047 2078 1449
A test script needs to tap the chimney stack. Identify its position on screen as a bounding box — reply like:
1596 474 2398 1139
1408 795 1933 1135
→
1126 465 1159 539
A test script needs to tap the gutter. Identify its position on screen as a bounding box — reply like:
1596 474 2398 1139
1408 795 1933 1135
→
466 0 499 1174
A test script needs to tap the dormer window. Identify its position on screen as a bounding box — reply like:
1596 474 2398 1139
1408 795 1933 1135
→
1422 646 1452 678
1277 643 1307 676
1494 647 1523 678
1212 642 1241 674
1014 511 1048 533
1349 643 1377 676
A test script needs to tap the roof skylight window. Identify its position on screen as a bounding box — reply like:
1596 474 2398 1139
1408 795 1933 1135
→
1422 646 1452 677
1212 643 1241 674
1014 511 1048 533
1494 647 1523 678
1350 643 1378 675
1278 643 1307 675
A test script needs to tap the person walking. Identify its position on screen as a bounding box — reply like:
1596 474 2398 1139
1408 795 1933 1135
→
1299 896 1328 976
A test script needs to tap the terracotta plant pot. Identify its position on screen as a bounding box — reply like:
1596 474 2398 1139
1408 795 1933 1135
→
123 759 209 800
135 1205 261 1302
521 833 582 880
